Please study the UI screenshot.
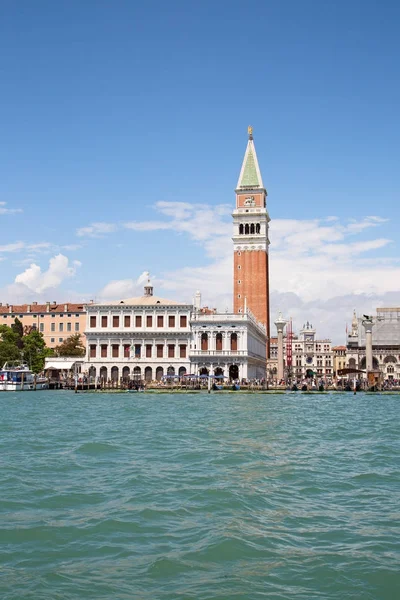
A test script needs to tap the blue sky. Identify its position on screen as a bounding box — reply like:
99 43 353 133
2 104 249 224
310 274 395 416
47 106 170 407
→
1 0 399 342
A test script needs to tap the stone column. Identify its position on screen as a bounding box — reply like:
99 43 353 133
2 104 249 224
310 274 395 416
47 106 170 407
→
274 312 287 381
362 318 374 373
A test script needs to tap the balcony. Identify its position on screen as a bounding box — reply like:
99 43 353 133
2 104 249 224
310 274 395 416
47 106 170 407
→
189 350 247 356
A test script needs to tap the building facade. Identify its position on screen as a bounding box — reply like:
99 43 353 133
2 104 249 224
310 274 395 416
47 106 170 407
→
233 127 271 352
84 282 192 382
83 282 267 383
190 308 267 381
292 322 333 380
346 308 400 380
332 346 347 377
0 301 88 348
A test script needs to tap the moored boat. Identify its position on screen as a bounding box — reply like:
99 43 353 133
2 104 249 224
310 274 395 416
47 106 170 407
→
0 362 48 391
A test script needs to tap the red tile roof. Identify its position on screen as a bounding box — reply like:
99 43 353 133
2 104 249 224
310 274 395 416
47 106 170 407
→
0 302 88 314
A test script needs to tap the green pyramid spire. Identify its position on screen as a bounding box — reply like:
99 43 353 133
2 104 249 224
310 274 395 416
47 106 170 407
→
236 128 265 190
240 148 260 187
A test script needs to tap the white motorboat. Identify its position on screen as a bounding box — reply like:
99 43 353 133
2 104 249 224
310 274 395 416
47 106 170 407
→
0 362 48 391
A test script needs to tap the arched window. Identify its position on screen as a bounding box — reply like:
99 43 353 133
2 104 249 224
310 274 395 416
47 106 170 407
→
100 366 107 381
216 333 223 351
256 223 260 234
156 367 163 381
133 366 141 380
201 333 208 351
239 224 244 234
250 223 255 234
230 333 238 351
179 366 187 378
384 355 397 363
111 366 119 382
387 365 394 373
144 366 152 382
122 366 130 381
245 224 250 235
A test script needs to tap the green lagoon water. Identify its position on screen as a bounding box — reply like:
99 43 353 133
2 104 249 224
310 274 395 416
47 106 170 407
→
0 391 399 599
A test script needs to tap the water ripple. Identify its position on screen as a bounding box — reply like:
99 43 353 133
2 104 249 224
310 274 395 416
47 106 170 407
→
0 391 399 599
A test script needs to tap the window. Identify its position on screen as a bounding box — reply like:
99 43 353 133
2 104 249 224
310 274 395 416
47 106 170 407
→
113 315 119 328
90 316 96 328
39 323 44 332
41 314 45 318
146 344 152 358
238 280 241 284
75 323 79 331
124 344 130 357
168 315 175 327
180 345 186 358
135 315 142 327
101 315 107 327
201 333 208 351
59 338 63 342
168 344 175 358
51 323 55 332
146 315 152 327
101 345 107 358
157 315 164 328
180 315 187 327
238 251 241 256
60 314 64 317
238 294 241 299
216 333 223 351
90 345 96 358
134 344 141 358
75 314 79 317
231 333 238 351
238 265 241 270
19 314 23 318
59 323 64 332
67 313 71 317
67 322 71 332
124 315 130 327
50 338 55 343
156 344 163 358
112 345 119 358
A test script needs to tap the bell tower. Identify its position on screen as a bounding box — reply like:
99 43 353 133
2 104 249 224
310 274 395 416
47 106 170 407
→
233 126 270 352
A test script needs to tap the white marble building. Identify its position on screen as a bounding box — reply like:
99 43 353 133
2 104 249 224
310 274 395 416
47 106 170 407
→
190 304 267 381
346 308 400 380
292 322 333 380
84 281 192 382
83 283 267 382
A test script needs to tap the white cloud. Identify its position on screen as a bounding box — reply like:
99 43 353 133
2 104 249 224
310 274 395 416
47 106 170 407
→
0 202 22 215
76 222 117 237
99 271 151 300
100 202 400 343
0 242 25 253
14 254 81 293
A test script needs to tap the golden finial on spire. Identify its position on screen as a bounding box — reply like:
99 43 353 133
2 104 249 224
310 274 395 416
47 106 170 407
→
248 125 253 138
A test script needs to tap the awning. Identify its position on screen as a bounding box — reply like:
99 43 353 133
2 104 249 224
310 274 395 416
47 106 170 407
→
45 360 77 370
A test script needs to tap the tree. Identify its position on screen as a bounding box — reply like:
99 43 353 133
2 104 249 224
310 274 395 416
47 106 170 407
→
22 330 53 374
54 334 86 357
11 318 24 349
0 324 21 366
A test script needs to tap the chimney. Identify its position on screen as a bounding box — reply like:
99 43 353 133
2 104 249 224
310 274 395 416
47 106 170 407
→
0 303 2 307
46 302 50 312
32 301 37 306
27 304 31 313
9 305 12 313
64 304 68 311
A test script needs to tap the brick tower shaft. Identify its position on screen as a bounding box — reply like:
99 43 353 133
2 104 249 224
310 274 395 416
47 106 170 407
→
232 127 270 355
